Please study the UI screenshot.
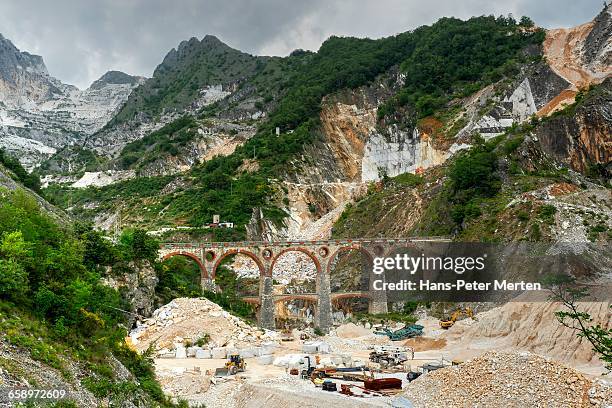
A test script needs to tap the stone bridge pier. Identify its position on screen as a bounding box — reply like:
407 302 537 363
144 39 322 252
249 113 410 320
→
159 238 446 332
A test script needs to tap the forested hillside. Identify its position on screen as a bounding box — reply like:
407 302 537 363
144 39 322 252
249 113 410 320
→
45 15 545 237
0 159 184 406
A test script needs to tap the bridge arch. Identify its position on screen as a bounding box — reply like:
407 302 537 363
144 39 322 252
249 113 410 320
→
211 249 266 279
332 292 372 314
326 245 374 275
326 245 374 318
331 292 372 301
270 247 322 275
162 251 208 280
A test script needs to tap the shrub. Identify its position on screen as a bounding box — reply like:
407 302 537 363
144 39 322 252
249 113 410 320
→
449 149 500 196
538 205 557 224
517 210 530 222
195 334 210 347
0 149 41 193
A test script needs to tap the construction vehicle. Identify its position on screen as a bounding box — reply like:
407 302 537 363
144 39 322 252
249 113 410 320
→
439 307 474 329
300 356 315 379
369 345 414 368
374 324 424 340
214 354 246 376
407 358 456 381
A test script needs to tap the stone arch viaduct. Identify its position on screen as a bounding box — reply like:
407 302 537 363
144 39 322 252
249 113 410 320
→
159 238 447 332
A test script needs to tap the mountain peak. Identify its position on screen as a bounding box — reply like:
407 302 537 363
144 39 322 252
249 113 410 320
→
202 34 224 45
156 34 237 76
88 70 143 90
0 33 48 80
173 35 230 54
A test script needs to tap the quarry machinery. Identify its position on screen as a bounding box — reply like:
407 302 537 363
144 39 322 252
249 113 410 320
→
369 345 414 368
439 307 474 329
300 356 315 379
214 354 246 376
374 324 424 340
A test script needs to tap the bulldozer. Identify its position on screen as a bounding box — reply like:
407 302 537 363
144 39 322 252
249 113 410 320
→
214 354 246 376
439 307 474 329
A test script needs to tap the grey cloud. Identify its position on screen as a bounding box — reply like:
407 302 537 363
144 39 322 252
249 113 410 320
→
0 0 604 88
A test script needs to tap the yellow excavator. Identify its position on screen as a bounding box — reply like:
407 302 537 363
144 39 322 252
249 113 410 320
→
439 307 474 329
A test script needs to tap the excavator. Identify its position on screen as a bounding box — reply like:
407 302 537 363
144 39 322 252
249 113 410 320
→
439 307 474 329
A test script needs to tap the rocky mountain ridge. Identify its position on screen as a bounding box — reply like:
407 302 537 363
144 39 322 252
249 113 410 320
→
81 34 278 160
11 6 612 243
0 34 144 169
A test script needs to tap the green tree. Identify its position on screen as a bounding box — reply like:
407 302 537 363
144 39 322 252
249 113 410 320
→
119 229 159 262
545 274 612 371
0 231 30 301
519 16 535 27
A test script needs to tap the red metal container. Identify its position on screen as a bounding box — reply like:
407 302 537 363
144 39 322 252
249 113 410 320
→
363 377 402 391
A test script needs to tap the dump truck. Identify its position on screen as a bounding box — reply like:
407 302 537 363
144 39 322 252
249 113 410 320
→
374 324 424 340
214 354 246 376
439 307 474 329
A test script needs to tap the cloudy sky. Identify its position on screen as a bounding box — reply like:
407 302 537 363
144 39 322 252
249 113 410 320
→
0 0 604 88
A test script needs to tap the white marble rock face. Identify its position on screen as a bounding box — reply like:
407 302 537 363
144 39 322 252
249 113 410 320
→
0 34 143 169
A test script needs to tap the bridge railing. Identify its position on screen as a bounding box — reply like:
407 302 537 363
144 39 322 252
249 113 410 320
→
159 236 450 249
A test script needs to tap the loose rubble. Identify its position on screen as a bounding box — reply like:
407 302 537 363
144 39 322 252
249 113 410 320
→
402 351 611 408
129 297 611 408
129 297 279 358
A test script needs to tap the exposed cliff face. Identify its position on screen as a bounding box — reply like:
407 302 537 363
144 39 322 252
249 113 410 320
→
287 32 606 239
319 99 371 181
545 4 611 89
245 207 286 241
542 4 611 114
134 120 257 177
315 77 453 184
0 34 143 169
536 78 611 174
102 261 159 325
310 54 578 189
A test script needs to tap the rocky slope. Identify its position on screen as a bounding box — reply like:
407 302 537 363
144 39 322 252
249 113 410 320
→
27 6 610 242
82 35 285 160
294 7 611 241
444 299 612 369
536 78 611 174
0 33 143 169
0 161 67 221
402 351 611 408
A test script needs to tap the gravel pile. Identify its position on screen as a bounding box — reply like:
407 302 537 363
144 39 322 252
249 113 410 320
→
157 368 211 396
403 351 611 408
335 322 373 338
128 297 279 355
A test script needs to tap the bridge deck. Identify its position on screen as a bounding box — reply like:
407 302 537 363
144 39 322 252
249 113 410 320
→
161 237 450 249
